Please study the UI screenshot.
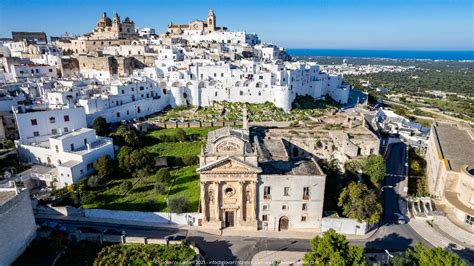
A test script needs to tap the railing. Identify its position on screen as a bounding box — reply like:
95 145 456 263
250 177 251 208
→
303 195 310 200
263 194 271 200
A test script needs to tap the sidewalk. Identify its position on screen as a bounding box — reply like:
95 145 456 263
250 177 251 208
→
36 214 378 240
432 216 474 248
251 251 304 265
408 215 474 249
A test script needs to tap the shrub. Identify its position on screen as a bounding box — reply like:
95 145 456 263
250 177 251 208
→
176 128 187 142
167 156 184 167
167 196 189 214
154 183 164 195
146 199 157 211
81 191 97 204
156 168 172 184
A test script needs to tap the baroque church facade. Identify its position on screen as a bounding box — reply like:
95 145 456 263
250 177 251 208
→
167 9 227 35
198 112 327 231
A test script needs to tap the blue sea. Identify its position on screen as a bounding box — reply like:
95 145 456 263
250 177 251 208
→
287 49 474 61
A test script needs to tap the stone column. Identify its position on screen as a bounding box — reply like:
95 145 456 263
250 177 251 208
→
200 182 207 221
240 181 246 223
214 182 220 222
251 180 257 221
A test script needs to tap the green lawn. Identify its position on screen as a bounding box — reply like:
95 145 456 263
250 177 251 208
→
80 127 220 212
147 127 219 139
82 165 199 212
146 142 203 157
94 243 195 265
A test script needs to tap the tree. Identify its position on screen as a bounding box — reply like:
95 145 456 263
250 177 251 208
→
176 128 187 142
156 168 172 184
392 242 466 266
116 146 133 173
167 196 189 214
303 229 367 265
362 155 386 186
110 125 140 147
338 182 382 224
92 117 109 136
129 149 155 171
93 155 114 182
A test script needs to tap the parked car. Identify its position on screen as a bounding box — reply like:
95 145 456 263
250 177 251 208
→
103 228 124 235
165 234 186 241
78 226 101 234
393 213 407 224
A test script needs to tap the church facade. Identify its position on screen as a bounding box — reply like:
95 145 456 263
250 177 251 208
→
167 9 227 35
197 118 327 231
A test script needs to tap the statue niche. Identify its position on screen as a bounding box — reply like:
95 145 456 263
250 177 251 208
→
208 189 214 204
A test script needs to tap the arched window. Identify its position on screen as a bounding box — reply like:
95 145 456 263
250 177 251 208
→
49 117 56 123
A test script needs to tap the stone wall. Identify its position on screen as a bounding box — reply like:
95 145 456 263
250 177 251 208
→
0 190 37 266
321 217 369 235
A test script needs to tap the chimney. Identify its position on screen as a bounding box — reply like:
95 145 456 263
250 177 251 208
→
242 104 248 130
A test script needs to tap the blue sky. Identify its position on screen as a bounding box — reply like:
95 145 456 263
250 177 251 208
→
0 0 472 50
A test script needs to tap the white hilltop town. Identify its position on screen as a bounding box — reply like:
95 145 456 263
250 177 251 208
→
0 8 473 266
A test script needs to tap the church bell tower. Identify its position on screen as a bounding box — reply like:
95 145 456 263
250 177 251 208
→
207 9 216 31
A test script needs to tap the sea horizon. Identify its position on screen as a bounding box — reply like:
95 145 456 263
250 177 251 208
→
287 48 474 61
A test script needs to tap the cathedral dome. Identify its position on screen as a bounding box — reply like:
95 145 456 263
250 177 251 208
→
97 12 112 27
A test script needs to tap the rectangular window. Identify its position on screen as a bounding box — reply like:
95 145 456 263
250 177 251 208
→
262 204 268 211
303 187 310 200
302 203 307 211
33 131 39 137
51 129 57 135
64 127 69 133
284 187 290 196
282 204 287 211
264 186 271 199
262 214 268 221
31 119 37 125
301 216 307 222
64 115 70 122
55 145 59 153
70 144 74 151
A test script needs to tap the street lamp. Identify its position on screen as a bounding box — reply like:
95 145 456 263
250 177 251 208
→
381 185 393 191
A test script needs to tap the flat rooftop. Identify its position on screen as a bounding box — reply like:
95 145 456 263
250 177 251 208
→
52 128 94 140
260 158 324 176
434 123 474 171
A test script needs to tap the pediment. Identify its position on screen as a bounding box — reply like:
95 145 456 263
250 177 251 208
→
197 156 261 174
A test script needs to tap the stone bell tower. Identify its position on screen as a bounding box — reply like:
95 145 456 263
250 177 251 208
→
207 9 216 31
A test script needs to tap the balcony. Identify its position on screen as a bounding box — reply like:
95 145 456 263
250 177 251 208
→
303 195 310 200
263 194 271 200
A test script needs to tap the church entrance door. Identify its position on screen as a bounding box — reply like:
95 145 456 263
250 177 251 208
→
279 216 289 231
225 211 235 227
